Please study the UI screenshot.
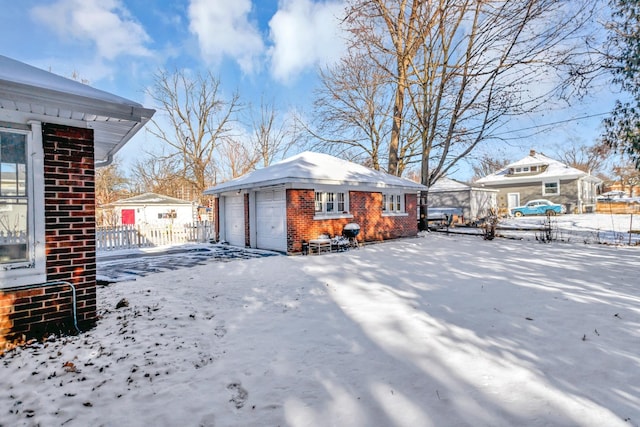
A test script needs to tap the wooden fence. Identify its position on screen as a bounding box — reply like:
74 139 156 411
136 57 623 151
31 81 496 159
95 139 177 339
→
595 201 640 214
96 222 214 251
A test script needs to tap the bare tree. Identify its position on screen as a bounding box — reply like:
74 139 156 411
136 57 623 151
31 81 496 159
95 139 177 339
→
129 152 198 199
250 97 296 168
95 160 130 226
146 69 241 201
553 138 612 177
311 51 393 170
217 139 258 181
410 0 600 186
341 0 600 184
471 154 512 182
611 161 640 193
344 0 431 176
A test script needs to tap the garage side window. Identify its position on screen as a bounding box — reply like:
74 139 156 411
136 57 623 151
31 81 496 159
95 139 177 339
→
382 192 405 213
314 191 347 214
0 130 28 264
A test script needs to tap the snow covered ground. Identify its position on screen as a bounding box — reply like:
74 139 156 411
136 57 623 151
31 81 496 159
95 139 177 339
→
1 217 639 426
498 213 640 245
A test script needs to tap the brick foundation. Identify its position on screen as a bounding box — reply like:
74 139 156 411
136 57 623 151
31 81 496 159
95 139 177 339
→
1 123 97 350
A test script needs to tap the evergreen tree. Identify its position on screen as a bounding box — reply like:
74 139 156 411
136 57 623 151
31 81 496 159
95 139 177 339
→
603 0 640 168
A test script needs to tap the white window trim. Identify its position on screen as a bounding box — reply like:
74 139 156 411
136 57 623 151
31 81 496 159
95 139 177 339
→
313 190 353 220
542 180 560 196
0 121 46 288
381 192 408 216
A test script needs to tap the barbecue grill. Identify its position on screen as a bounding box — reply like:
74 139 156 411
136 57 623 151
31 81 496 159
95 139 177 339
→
342 223 360 248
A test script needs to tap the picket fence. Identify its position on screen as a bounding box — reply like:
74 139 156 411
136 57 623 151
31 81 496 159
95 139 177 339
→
96 222 214 251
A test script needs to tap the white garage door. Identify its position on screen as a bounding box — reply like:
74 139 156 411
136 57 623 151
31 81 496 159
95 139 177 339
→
256 190 286 252
224 195 245 247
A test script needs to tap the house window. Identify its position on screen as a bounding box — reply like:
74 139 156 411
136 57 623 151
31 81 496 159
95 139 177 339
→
512 166 539 174
0 131 28 264
314 191 348 215
0 123 46 288
382 192 405 213
543 181 560 195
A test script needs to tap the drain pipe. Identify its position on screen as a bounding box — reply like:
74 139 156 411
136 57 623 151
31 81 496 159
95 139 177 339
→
11 281 81 334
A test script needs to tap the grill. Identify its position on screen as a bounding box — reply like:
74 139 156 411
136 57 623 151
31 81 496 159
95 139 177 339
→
342 223 360 248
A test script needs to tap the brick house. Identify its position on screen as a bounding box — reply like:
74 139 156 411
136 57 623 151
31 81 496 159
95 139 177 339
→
203 151 427 254
0 55 153 348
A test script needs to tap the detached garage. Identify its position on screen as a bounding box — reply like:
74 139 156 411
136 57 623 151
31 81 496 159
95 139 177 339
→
204 151 427 254
221 195 246 247
255 190 287 252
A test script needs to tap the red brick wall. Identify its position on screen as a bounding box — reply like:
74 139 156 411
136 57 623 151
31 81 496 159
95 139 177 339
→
213 198 220 242
1 123 97 350
286 189 418 253
244 193 250 247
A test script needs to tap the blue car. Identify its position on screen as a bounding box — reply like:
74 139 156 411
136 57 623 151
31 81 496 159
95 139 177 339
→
510 199 565 217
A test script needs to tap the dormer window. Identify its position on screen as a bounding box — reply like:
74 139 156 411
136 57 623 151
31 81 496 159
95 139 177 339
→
511 165 540 175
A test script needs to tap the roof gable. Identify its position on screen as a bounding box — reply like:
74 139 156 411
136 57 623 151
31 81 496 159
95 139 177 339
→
475 151 602 185
429 177 471 192
204 151 427 194
109 193 193 206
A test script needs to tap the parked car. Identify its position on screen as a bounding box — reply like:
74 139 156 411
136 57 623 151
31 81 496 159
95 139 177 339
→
510 199 566 217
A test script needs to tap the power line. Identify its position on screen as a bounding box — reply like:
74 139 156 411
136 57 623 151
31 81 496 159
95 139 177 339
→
492 111 611 137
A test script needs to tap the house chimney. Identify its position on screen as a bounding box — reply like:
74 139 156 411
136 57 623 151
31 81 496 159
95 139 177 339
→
529 149 536 157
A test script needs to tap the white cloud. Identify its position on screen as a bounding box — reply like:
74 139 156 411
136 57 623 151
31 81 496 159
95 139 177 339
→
188 0 264 74
31 0 152 60
268 0 346 83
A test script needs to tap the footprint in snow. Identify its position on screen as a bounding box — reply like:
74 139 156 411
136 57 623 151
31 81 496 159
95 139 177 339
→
227 382 248 409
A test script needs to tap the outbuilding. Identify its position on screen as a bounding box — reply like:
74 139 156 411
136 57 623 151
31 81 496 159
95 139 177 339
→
426 177 498 224
0 55 154 348
204 151 427 254
104 192 195 227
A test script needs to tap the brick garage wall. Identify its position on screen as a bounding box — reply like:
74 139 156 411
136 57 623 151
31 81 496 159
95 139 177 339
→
213 198 220 242
244 193 250 247
0 123 97 349
286 189 418 253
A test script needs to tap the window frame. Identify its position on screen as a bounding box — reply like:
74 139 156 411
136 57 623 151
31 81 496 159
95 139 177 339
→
382 192 407 216
313 189 351 219
0 121 46 288
542 180 560 196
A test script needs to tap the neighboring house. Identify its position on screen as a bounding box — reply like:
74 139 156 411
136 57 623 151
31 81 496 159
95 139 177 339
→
104 193 196 227
427 177 498 223
0 55 153 347
475 150 602 214
203 151 427 254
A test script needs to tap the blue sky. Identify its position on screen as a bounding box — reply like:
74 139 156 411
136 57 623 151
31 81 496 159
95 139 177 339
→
0 0 619 180
0 0 347 168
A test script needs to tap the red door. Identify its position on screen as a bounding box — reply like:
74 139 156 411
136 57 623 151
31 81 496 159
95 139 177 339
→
121 209 135 225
